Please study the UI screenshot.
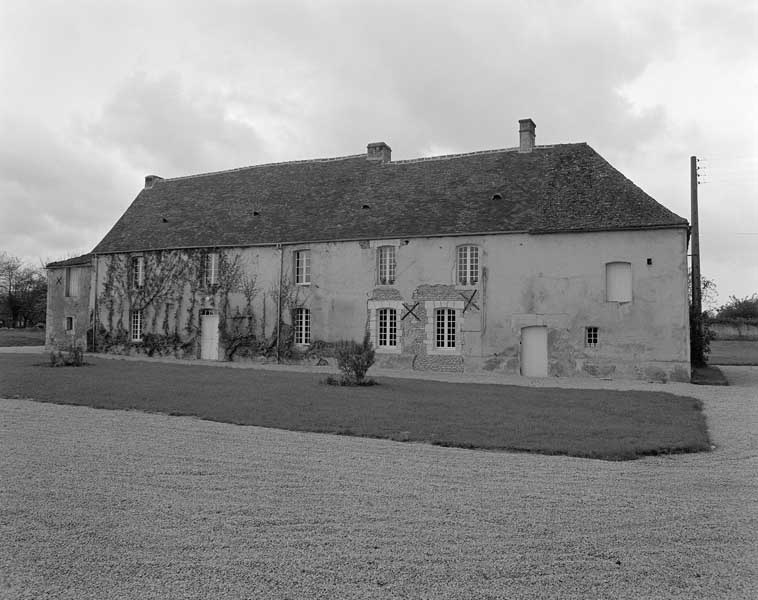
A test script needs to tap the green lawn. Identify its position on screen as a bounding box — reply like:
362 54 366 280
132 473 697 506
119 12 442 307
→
0 328 45 346
0 353 710 460
709 340 758 365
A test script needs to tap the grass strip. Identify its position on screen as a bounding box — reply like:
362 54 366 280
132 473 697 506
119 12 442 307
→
0 354 710 460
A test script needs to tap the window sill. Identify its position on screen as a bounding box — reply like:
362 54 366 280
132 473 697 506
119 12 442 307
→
428 347 460 356
376 346 401 354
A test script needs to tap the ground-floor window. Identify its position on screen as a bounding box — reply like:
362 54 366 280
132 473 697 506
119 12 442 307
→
294 307 311 345
435 308 456 348
131 309 143 342
377 308 397 348
586 326 599 347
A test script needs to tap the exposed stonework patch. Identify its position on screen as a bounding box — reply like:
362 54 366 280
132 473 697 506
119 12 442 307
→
582 362 617 378
414 354 464 372
413 284 461 302
643 366 668 383
483 355 505 371
370 287 402 301
547 328 576 377
374 353 414 370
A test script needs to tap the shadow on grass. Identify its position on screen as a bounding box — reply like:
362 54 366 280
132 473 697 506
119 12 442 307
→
0 353 711 461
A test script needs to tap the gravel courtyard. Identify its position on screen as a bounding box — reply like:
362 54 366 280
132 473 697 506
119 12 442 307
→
1 367 756 599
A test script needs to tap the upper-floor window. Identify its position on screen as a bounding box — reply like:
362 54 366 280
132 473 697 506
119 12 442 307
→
377 308 397 348
606 261 632 302
377 245 396 285
65 316 74 332
436 308 456 348
586 326 599 347
295 250 311 285
131 309 143 342
64 267 78 298
294 307 311 344
202 252 219 287
456 245 479 286
131 256 145 289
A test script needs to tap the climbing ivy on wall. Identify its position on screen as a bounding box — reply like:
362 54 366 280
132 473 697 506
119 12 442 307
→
95 248 317 360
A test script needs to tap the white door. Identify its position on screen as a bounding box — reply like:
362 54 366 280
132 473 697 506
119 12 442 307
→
200 311 219 360
521 326 548 377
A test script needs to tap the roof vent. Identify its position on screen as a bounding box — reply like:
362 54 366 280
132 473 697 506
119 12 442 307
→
367 142 391 163
144 175 164 189
518 119 536 153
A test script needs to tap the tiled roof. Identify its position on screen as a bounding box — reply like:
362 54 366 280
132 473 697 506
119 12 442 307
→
92 143 687 254
46 253 92 269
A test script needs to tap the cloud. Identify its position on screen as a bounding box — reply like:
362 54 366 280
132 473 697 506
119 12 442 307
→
0 115 136 263
88 72 266 176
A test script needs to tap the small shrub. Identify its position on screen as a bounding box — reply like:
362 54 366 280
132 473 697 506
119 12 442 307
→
334 332 376 385
142 332 182 357
49 345 85 367
322 374 378 387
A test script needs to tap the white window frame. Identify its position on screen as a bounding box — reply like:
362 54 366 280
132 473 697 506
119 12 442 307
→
294 307 311 345
456 245 479 287
436 308 456 348
424 300 464 355
131 256 145 290
586 326 599 348
377 245 396 285
367 300 403 354
378 308 398 348
131 309 143 342
295 250 311 286
203 252 219 287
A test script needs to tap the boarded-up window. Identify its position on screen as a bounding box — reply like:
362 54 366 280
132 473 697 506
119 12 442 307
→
64 267 79 297
606 262 632 302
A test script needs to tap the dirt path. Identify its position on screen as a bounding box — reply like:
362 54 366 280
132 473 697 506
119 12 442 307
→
1 367 756 599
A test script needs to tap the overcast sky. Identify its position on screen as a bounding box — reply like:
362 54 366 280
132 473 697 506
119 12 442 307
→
1 0 756 305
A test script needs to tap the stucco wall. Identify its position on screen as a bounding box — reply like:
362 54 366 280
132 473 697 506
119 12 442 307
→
46 265 92 350
90 227 689 381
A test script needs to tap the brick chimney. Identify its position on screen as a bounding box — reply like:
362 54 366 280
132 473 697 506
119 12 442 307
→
367 142 392 163
144 175 163 189
519 119 536 153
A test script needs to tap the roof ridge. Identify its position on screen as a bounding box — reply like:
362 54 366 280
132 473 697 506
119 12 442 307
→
162 153 366 183
157 143 586 182
391 143 574 164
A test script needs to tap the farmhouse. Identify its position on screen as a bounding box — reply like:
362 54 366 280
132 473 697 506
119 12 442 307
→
47 119 691 381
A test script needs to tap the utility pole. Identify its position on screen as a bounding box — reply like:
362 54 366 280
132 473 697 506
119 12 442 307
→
690 155 703 362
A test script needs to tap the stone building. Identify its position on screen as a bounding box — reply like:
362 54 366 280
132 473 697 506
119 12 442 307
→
50 119 692 381
45 254 92 350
